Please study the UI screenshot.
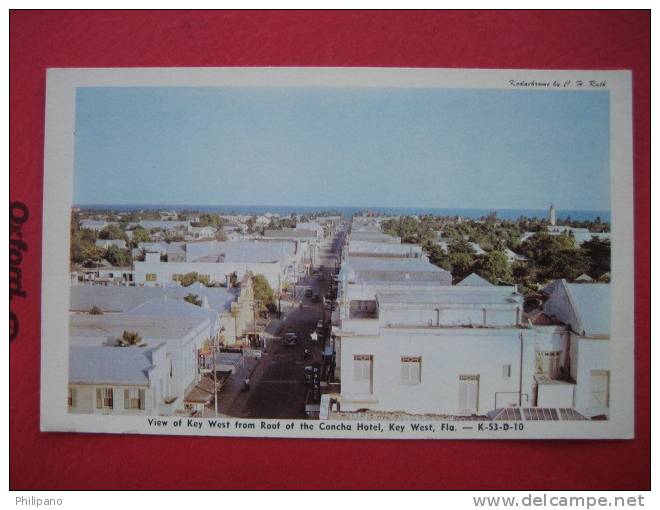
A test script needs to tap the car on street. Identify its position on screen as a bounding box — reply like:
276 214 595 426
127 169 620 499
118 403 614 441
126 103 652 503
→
303 365 314 384
311 293 321 303
283 332 297 346
304 288 313 298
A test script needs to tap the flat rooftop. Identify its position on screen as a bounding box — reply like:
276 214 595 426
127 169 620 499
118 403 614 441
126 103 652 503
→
342 256 446 273
376 287 523 306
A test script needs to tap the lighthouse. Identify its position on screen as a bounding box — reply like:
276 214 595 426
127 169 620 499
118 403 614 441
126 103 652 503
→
549 204 556 226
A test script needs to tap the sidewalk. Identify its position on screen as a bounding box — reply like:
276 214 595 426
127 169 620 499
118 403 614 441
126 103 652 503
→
203 353 261 418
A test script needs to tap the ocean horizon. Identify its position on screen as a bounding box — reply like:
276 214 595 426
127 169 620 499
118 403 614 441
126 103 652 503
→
74 204 611 223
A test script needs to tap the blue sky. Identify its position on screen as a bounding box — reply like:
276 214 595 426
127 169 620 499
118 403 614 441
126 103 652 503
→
74 86 610 211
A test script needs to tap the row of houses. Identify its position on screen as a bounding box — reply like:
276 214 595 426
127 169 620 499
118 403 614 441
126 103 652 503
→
78 216 332 291
133 239 313 292
67 278 255 416
327 218 610 421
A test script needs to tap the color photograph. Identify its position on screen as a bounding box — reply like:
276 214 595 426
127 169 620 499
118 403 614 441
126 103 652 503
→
40 68 634 439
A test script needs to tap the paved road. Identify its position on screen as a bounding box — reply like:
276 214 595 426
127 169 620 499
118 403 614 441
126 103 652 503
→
219 226 345 419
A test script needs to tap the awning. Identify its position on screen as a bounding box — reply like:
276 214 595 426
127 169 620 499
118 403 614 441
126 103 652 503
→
184 377 216 404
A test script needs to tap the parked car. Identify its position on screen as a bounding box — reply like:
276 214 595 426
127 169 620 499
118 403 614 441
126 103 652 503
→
283 332 297 346
311 293 321 303
304 288 313 298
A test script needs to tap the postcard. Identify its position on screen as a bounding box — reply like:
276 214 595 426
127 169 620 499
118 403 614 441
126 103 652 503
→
39 67 634 439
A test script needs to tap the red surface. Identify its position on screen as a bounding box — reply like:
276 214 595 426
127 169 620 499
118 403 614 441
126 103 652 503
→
9 10 650 490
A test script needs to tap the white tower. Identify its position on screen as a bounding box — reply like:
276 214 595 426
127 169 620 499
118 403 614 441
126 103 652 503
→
549 204 556 226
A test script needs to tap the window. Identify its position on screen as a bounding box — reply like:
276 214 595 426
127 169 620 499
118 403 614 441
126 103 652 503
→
400 356 421 384
353 355 373 394
68 387 77 408
535 351 561 378
590 370 610 408
96 387 114 409
124 388 145 410
458 375 479 415
502 364 512 379
145 273 157 282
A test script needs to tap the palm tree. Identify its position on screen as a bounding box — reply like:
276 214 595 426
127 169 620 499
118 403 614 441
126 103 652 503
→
116 330 143 347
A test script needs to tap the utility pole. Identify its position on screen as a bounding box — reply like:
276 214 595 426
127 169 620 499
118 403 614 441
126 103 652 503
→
213 330 218 417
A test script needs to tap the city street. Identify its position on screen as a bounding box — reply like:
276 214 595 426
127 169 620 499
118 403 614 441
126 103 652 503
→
217 227 344 419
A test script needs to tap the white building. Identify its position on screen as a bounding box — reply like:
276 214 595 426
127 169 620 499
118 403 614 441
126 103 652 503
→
335 285 530 415
135 220 191 232
549 204 557 226
541 280 610 418
332 278 610 420
68 343 169 416
295 221 324 239
95 239 127 250
189 226 217 240
80 219 109 231
520 226 611 247
133 240 301 291
350 231 401 244
69 282 254 345
346 241 425 260
69 311 213 415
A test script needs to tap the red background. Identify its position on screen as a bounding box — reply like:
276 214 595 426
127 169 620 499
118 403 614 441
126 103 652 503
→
9 10 650 490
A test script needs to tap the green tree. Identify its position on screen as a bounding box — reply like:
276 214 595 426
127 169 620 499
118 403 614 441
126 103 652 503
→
163 231 186 242
184 293 202 307
116 331 143 347
180 272 211 287
98 224 126 241
448 252 474 281
543 249 591 281
104 245 131 267
252 274 275 313
82 244 106 267
474 250 512 284
193 213 225 229
423 241 451 271
581 237 611 277
245 216 256 233
89 305 103 315
130 226 151 244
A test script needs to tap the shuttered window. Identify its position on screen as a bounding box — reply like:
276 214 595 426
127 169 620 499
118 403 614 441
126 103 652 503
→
68 388 77 408
535 351 561 378
400 356 422 384
124 388 146 410
96 387 114 409
353 355 373 394
458 375 479 415
590 370 610 408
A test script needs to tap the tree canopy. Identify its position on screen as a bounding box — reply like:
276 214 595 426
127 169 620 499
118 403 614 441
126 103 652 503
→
179 272 211 287
252 274 275 313
116 331 143 347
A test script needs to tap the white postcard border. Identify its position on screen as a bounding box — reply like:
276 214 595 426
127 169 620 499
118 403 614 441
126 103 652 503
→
41 67 634 439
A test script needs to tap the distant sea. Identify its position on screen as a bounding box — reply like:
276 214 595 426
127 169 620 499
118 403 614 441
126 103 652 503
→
75 204 611 223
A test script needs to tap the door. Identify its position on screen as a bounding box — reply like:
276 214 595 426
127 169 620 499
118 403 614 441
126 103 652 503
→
459 375 479 415
353 355 373 394
590 370 610 408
